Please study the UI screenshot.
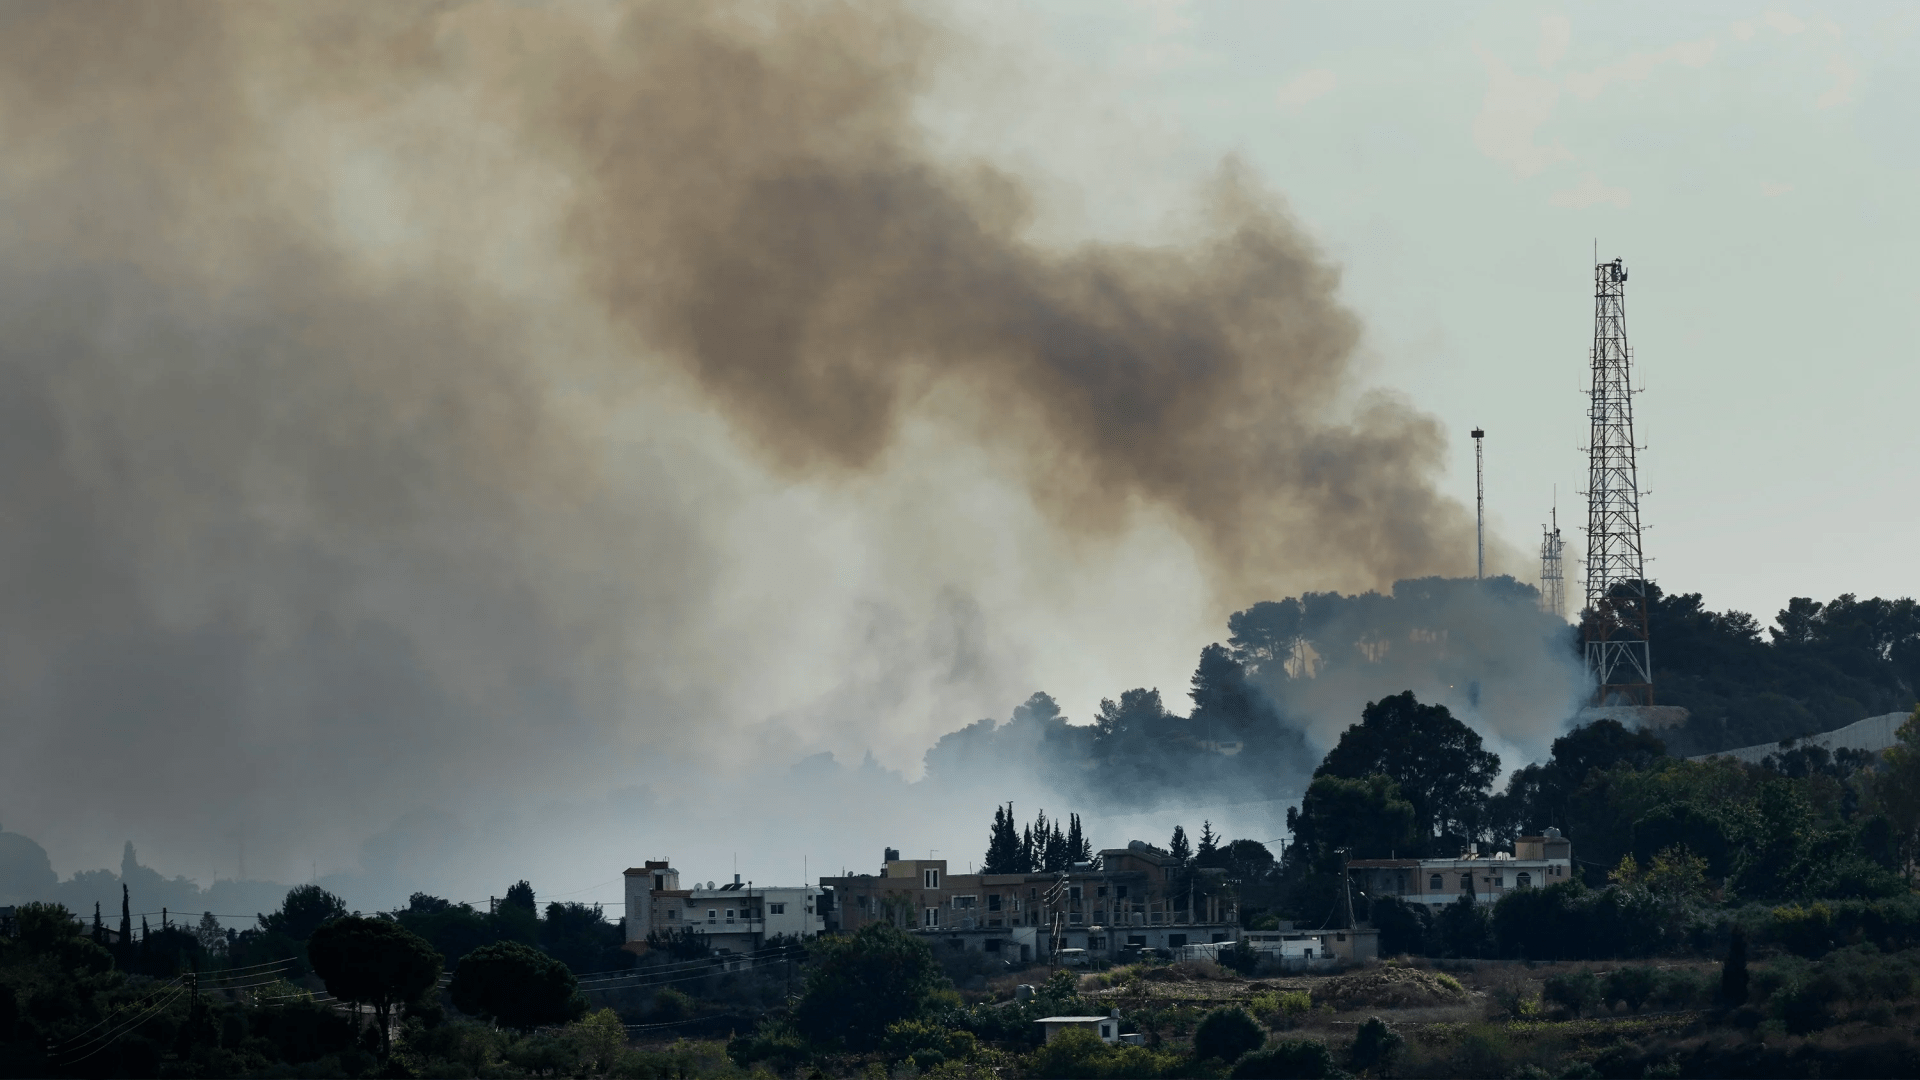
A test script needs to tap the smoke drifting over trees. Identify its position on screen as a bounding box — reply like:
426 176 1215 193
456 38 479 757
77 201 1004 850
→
0 1 1528 903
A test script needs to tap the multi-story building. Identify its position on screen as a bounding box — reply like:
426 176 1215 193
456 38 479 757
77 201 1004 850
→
623 860 825 955
1343 828 1575 911
817 841 1241 962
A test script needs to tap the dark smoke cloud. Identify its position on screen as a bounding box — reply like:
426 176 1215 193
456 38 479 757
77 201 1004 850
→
0 1 1509 905
516 0 1480 596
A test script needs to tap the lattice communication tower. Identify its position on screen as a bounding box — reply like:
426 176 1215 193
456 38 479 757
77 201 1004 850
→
1540 504 1565 619
1581 257 1651 705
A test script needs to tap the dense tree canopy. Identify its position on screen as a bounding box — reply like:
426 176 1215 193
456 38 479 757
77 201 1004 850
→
1643 585 1919 755
1317 691 1499 855
449 940 585 1031
1288 774 1418 871
307 915 442 1056
792 923 946 1050
258 885 347 943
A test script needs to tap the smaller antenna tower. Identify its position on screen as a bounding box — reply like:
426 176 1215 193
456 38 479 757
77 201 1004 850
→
1471 427 1486 580
1539 499 1564 618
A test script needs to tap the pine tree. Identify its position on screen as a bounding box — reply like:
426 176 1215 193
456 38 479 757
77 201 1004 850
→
1170 825 1192 862
1066 814 1093 864
1197 821 1220 865
1042 822 1069 872
1029 811 1051 870
984 803 1023 874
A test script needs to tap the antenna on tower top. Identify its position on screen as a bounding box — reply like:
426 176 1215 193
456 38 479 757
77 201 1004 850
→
1540 488 1564 618
1471 427 1485 580
1582 255 1652 705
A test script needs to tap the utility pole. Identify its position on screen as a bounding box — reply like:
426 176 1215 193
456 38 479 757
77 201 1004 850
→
1581 256 1653 705
1337 848 1356 929
1472 428 1486 580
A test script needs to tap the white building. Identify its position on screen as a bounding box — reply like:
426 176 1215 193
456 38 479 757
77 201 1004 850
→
1344 829 1576 911
624 860 825 955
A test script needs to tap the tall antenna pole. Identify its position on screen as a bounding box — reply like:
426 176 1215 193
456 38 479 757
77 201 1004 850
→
1539 498 1564 618
1581 256 1652 705
1471 427 1485 580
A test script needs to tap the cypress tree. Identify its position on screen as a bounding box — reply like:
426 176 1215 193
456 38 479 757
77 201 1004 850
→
120 884 132 948
1019 825 1035 874
984 803 1022 874
1721 927 1749 1007
93 902 103 943
1066 814 1092 864
1170 825 1192 862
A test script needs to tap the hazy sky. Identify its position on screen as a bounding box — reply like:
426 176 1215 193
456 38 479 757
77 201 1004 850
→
3 1 1913 912
941 0 1919 623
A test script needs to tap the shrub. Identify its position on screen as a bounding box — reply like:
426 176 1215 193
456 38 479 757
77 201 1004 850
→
1022 1028 1178 1079
1773 973 1841 1035
1652 968 1711 1011
1542 969 1602 1018
1484 969 1541 1020
1349 1016 1403 1076
1193 1007 1265 1063
1771 903 1836 958
1230 1039 1339 1079
650 987 693 1020
1605 966 1657 1013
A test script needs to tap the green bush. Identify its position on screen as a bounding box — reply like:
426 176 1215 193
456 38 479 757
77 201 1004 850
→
1605 966 1657 1013
1192 1006 1265 1063
1542 969 1602 1018
1230 1039 1340 1079
1348 1016 1402 1076
1021 1027 1178 1079
792 923 947 1051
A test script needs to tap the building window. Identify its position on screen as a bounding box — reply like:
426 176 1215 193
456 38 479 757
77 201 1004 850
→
924 869 941 889
1460 874 1473 890
1070 913 1083 924
1097 886 1108 898
654 874 665 890
924 907 939 928
1069 885 1082 901
1493 876 1504 888
1101 1025 1112 1039
987 894 1002 912
667 910 677 919
1168 934 1187 947
726 909 736 923
1029 888 1038 898
707 909 716 922
1516 873 1531 888
954 895 976 909
984 938 1003 952
1116 886 1128 899
769 903 786 915
1429 874 1443 890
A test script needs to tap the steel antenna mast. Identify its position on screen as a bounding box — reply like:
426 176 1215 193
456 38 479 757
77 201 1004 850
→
1581 256 1652 705
1539 497 1565 619
1471 427 1486 580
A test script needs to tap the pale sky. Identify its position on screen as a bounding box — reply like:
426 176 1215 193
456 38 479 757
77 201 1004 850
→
939 0 1919 627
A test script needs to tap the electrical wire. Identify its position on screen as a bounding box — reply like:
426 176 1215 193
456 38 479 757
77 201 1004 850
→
51 986 188 1065
44 979 184 1050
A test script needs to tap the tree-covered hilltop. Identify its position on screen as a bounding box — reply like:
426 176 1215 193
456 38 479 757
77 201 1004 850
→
1640 585 1920 755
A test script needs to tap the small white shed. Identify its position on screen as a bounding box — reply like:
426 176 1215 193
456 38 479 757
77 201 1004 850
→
1036 1009 1123 1044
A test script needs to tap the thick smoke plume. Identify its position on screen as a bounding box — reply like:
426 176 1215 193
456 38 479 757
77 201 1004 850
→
0 1 1520 907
